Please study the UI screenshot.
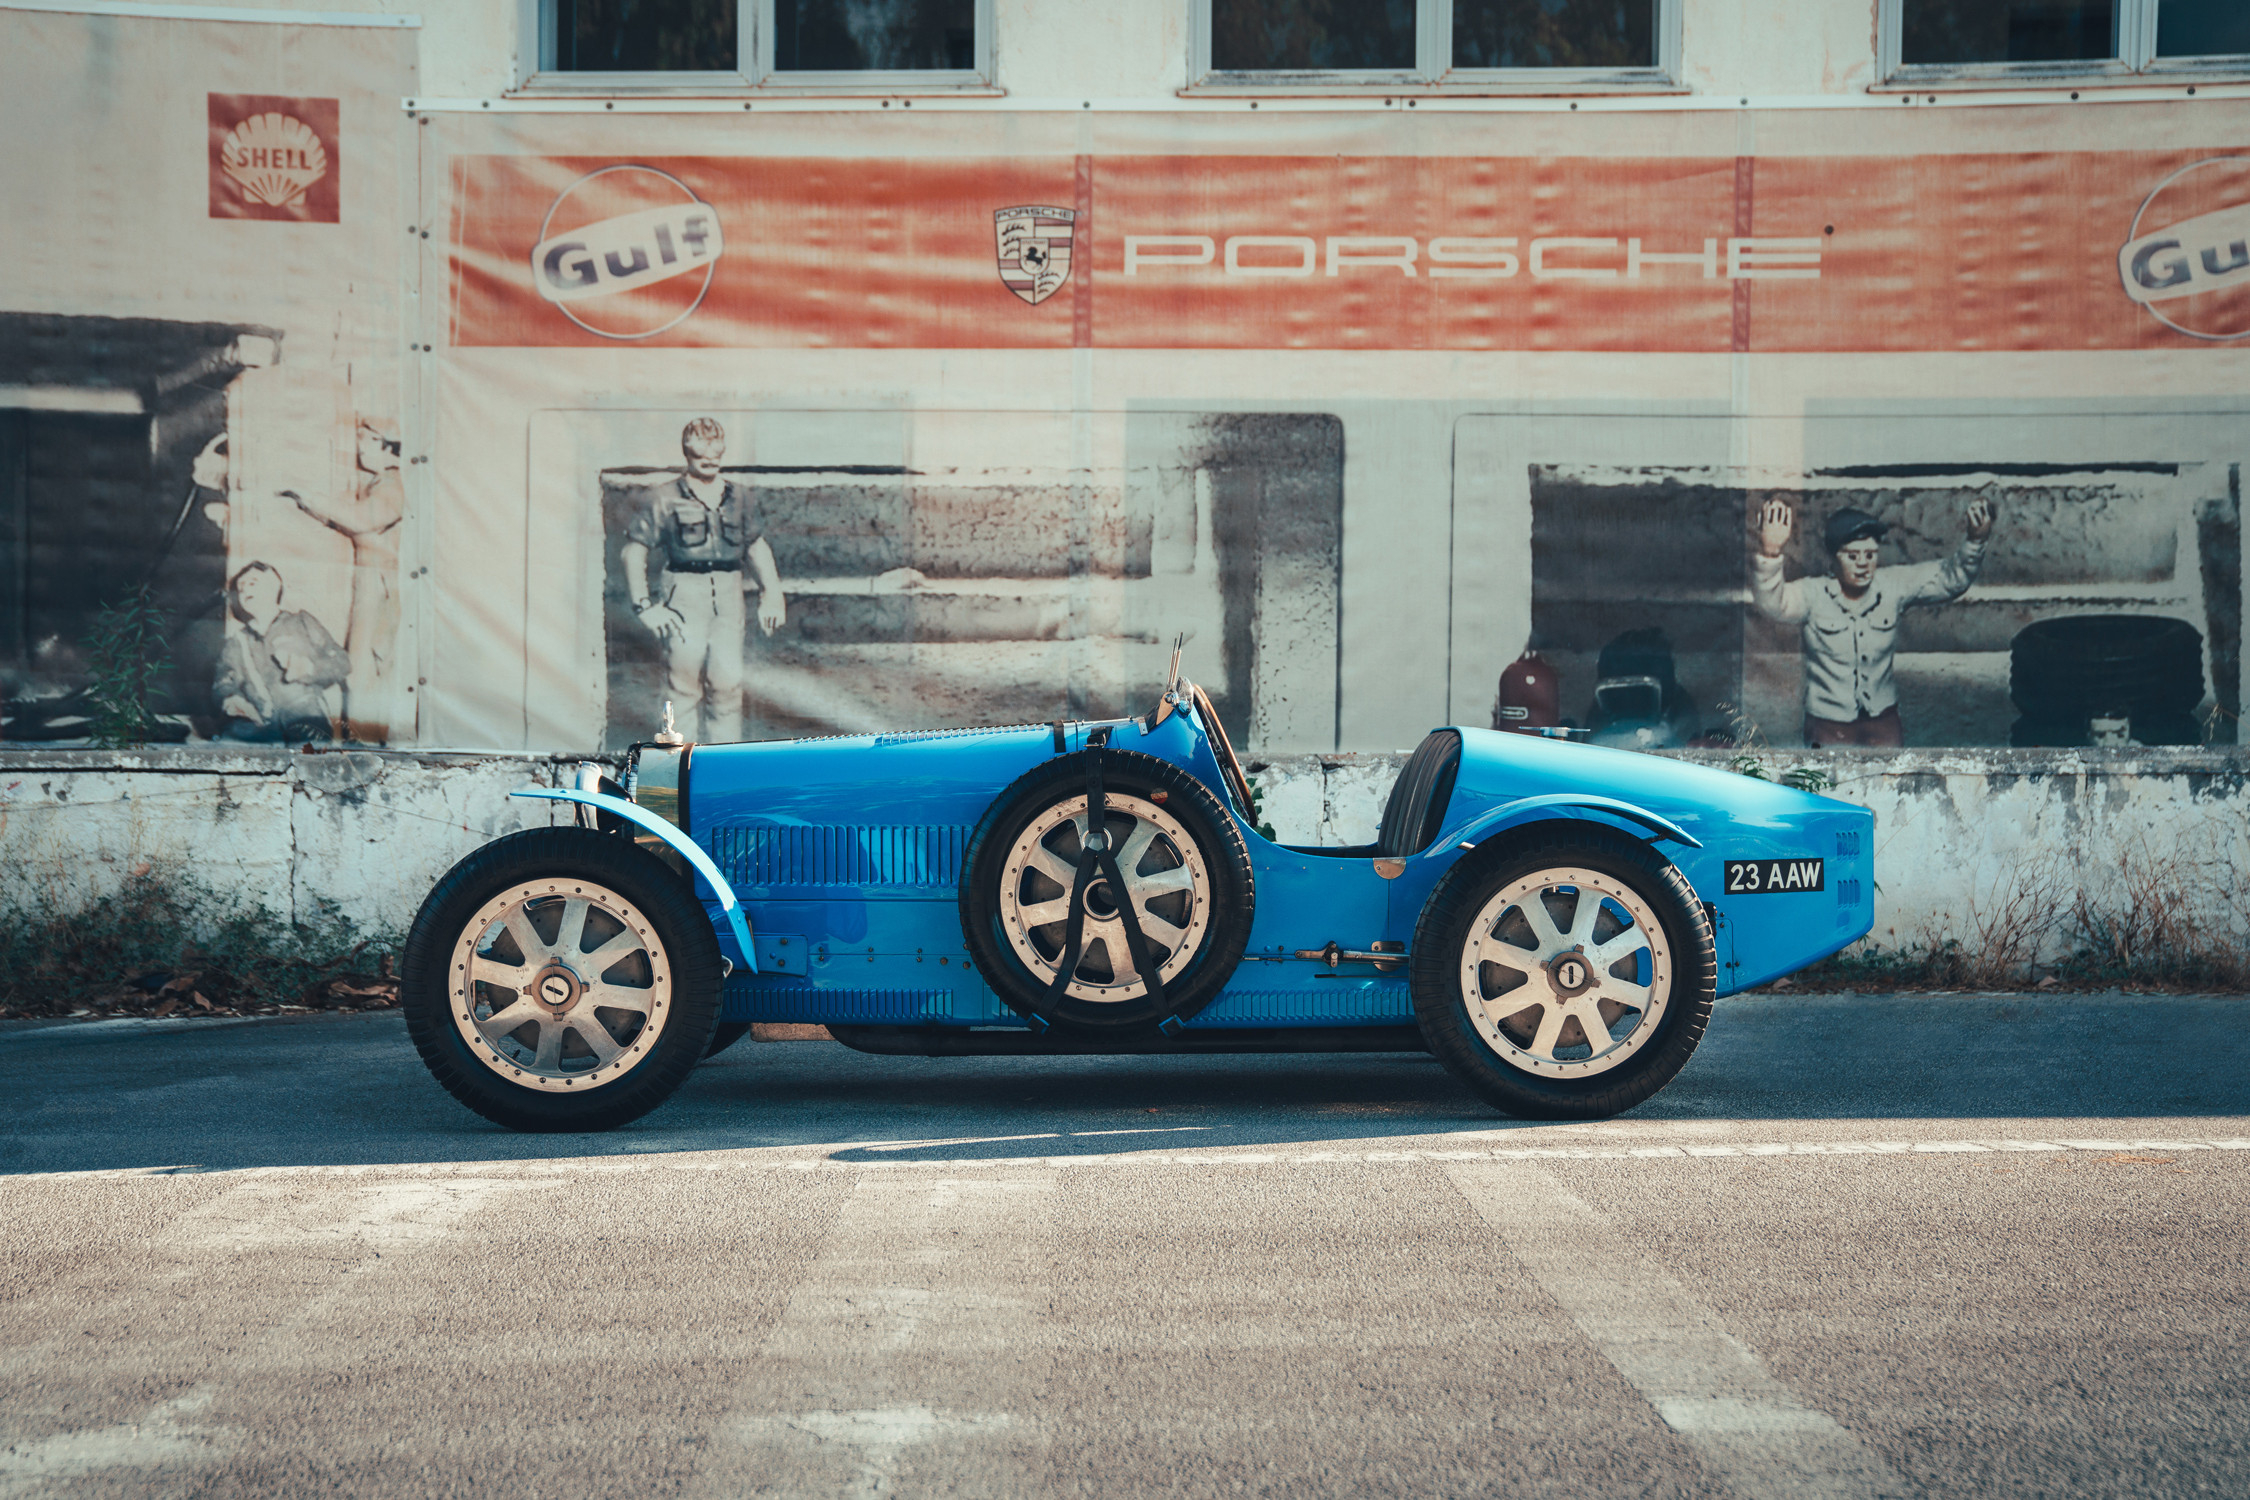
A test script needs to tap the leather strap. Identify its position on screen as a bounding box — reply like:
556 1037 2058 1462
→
1039 750 1170 1016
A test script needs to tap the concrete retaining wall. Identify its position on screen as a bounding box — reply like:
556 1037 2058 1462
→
0 748 583 937
1256 746 2250 962
3 745 2244 962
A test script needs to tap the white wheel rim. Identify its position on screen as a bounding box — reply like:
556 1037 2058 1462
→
998 792 1210 1004
447 878 672 1092
1458 866 1672 1080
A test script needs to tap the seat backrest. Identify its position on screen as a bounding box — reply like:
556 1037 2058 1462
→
1378 729 1463 858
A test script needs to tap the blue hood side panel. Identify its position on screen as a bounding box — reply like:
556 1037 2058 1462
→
1411 730 1875 996
692 715 1873 1024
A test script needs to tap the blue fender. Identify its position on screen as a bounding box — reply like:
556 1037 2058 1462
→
510 787 757 974
1450 792 1702 852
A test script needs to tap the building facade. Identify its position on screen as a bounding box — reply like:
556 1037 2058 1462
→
4 0 2246 756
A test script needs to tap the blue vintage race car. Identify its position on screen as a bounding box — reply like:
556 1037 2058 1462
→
403 656 1874 1132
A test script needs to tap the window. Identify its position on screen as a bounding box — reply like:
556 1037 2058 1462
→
527 0 989 87
1883 0 2250 82
1193 0 1676 88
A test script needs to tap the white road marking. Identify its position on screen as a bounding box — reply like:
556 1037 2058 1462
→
734 1408 1014 1499
168 1178 561 1254
0 1177 558 1495
1448 1161 1912 1500
0 1389 235 1499
693 1174 1051 1497
10 1136 2247 1184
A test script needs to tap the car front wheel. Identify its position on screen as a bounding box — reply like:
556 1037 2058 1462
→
402 827 723 1132
1410 828 1715 1119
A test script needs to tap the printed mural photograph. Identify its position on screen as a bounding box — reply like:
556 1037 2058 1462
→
0 312 404 747
567 406 1342 749
1510 460 2241 750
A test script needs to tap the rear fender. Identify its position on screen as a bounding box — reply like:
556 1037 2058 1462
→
1451 793 1702 853
510 787 756 973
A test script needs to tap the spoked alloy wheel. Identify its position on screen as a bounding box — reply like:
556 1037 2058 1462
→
999 792 1211 1004
1460 867 1671 1080
1412 829 1714 1119
403 828 722 1132
961 749 1254 1033
450 879 672 1089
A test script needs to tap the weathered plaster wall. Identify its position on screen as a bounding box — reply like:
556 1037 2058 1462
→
4 744 2243 964
1254 746 2250 961
0 749 580 936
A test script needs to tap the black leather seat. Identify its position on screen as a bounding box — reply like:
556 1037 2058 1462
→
1377 730 1463 858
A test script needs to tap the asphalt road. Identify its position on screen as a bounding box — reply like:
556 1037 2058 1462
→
2 993 2246 1498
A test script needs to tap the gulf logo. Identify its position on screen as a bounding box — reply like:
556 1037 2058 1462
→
2118 156 2250 342
530 165 724 341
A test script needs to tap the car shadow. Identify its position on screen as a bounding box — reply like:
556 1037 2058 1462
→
2 993 2245 1176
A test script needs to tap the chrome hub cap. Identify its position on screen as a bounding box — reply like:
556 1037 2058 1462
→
1458 867 1672 1079
999 792 1210 1004
448 879 671 1091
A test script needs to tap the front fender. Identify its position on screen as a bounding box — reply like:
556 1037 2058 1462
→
510 787 756 973
1451 792 1702 852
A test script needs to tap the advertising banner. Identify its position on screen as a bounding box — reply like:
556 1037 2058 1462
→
8 45 2243 757
449 150 2250 352
423 107 2244 755
1 7 414 749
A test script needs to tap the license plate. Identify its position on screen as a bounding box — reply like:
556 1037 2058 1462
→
1723 858 1825 895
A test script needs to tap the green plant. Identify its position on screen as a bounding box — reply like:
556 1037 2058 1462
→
81 584 171 748
0 864 401 1019
1245 771 1277 842
1714 702 1833 792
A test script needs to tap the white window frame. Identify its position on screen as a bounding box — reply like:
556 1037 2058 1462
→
1879 0 2250 87
515 0 995 93
1186 0 1681 94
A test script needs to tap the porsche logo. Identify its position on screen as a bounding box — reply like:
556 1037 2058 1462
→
995 205 1076 306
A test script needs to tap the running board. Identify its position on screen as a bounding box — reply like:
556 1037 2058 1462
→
827 1025 1431 1057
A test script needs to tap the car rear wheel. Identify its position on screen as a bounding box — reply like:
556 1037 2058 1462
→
403 828 722 1131
961 750 1253 1033
1411 828 1714 1119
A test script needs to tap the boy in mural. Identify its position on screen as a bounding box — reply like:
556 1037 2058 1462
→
214 561 351 743
618 417 786 744
1750 494 1995 747
286 419 404 742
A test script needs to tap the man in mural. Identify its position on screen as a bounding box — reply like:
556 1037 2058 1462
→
1751 494 1994 747
214 561 351 743
285 418 404 742
618 418 786 744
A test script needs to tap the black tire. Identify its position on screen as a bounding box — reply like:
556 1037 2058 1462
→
2010 616 2205 718
960 749 1254 1033
704 1021 755 1058
402 827 723 1132
1410 827 1715 1119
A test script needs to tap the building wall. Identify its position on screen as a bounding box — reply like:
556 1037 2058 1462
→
4 0 2246 765
3 746 2240 969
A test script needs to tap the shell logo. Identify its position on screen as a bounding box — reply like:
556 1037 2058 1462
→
218 113 329 209
207 94 339 223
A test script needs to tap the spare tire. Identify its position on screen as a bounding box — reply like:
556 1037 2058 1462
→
960 749 1254 1033
2010 616 2205 718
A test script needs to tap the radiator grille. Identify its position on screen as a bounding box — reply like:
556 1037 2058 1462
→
1199 985 1415 1025
707 823 971 890
722 982 950 1023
